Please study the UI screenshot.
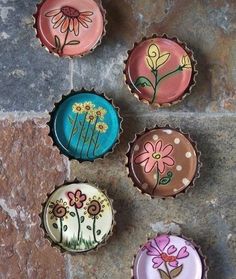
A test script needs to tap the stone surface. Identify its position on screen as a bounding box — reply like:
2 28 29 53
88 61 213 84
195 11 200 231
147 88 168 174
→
0 117 68 279
0 0 236 279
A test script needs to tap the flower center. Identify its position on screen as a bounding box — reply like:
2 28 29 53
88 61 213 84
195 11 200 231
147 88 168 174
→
161 253 176 262
61 6 80 18
152 152 161 160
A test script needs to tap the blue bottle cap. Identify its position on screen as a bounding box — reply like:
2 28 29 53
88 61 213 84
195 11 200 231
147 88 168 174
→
49 90 122 161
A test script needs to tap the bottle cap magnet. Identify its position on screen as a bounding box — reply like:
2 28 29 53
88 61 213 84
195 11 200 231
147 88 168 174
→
41 181 115 253
124 34 197 107
34 0 106 57
48 89 122 162
126 126 201 198
132 234 208 279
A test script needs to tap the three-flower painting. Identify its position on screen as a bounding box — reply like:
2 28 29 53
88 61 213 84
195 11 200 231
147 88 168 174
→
45 184 113 252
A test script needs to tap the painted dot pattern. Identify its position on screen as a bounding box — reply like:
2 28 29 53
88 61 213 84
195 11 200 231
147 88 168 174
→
128 128 199 197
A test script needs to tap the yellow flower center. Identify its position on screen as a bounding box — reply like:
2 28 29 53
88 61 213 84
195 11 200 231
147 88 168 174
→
152 152 161 160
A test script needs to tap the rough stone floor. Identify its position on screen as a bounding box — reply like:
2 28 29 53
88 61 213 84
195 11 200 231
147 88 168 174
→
0 0 235 278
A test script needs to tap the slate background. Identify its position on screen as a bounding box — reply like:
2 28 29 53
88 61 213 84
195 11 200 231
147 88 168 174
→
0 0 235 278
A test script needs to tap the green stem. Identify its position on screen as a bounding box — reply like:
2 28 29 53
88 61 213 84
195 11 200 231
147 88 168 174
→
59 218 63 243
151 65 184 104
93 131 100 156
60 28 70 54
164 262 172 279
79 121 91 158
67 113 78 149
75 206 80 241
87 117 98 158
152 166 159 196
75 112 87 152
92 216 98 243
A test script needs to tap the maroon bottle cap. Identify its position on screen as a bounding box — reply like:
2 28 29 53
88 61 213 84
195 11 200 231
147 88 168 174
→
34 0 106 57
126 126 201 198
131 233 208 279
124 34 197 107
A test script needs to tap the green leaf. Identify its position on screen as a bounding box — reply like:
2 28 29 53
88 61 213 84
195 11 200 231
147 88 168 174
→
134 76 153 88
167 171 173 178
80 216 85 223
68 115 75 125
96 230 101 235
170 264 183 277
54 35 61 49
159 177 171 185
67 40 80 45
158 269 170 279
52 223 58 229
70 212 76 217
87 225 92 230
63 225 68 232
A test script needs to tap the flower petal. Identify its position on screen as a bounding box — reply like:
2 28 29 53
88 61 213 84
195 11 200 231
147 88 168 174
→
152 257 163 269
67 192 75 206
144 157 156 173
162 156 174 166
161 144 173 157
61 17 69 33
143 242 160 256
169 260 179 267
134 152 150 164
80 194 87 202
156 53 170 69
80 15 93 23
154 235 170 252
144 142 154 153
157 160 165 173
45 9 61 17
78 18 89 28
69 18 74 32
146 57 154 69
53 16 65 29
73 18 79 36
167 245 177 255
52 12 63 24
148 44 160 58
155 140 162 152
75 190 82 199
80 11 94 16
177 247 189 259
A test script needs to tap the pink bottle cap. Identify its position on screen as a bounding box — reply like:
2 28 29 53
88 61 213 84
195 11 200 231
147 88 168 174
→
124 35 197 106
34 0 106 57
132 234 208 279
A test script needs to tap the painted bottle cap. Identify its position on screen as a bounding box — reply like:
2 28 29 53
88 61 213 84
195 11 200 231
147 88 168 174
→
48 89 122 162
34 0 106 57
41 181 115 253
132 234 208 279
124 34 197 107
126 126 201 198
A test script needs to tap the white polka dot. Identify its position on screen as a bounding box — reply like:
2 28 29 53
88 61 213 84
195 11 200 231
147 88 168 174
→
134 145 139 151
141 162 146 167
153 135 158 141
185 152 192 158
182 178 190 186
173 188 178 193
142 183 148 189
174 138 180 144
163 129 172 134
153 174 157 179
176 165 182 171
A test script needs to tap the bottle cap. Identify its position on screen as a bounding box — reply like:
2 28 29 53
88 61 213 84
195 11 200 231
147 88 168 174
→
48 89 122 162
124 34 197 107
126 126 201 198
34 0 106 57
41 181 115 253
132 234 208 279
